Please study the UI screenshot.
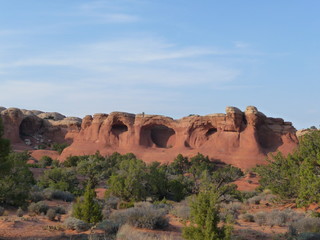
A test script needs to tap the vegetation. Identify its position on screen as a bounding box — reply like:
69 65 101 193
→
64 217 90 232
51 142 69 154
39 156 53 168
72 182 102 224
0 118 35 206
0 152 35 206
182 189 232 240
255 130 320 206
38 168 79 194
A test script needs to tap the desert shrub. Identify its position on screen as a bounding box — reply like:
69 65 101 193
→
105 196 120 210
28 201 49 215
254 212 267 226
126 206 169 230
220 202 242 221
246 195 262 205
134 201 152 208
290 217 320 233
52 142 69 154
0 206 4 216
39 156 53 168
232 229 269 240
253 209 305 227
116 224 178 240
17 207 24 217
96 219 119 234
29 191 44 202
266 210 289 227
239 213 254 222
170 200 190 220
53 205 66 215
296 232 320 240
309 211 320 218
118 201 134 209
46 208 57 221
102 207 112 220
109 210 131 227
109 204 169 230
64 217 90 232
43 188 74 202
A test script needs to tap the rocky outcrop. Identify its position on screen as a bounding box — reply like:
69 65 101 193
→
0 106 298 169
60 106 298 169
0 107 81 149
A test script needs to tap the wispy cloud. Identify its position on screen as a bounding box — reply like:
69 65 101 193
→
0 29 26 36
74 0 140 23
0 37 241 87
234 41 250 49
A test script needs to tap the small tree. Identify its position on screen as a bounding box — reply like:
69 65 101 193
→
0 116 11 174
108 158 148 201
39 156 53 168
182 189 232 240
38 168 79 194
73 182 102 224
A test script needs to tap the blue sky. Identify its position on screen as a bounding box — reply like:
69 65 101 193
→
0 0 319 129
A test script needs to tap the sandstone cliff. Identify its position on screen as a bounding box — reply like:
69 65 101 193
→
0 106 298 169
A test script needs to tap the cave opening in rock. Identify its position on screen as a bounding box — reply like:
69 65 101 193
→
140 124 176 148
206 128 217 137
19 117 43 138
150 125 175 148
111 123 128 136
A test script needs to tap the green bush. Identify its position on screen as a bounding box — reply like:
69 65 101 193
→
52 142 69 154
255 130 320 207
53 205 66 215
182 190 232 240
38 168 79 194
118 201 134 209
0 152 35 206
63 156 80 167
0 206 4 216
16 207 24 217
39 156 53 168
96 220 119 234
126 207 169 230
43 188 74 202
28 201 49 215
29 191 45 202
46 208 57 221
72 182 102 224
239 213 254 222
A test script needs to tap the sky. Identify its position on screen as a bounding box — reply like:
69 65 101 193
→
0 0 319 129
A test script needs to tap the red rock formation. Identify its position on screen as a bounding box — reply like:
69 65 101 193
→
0 107 81 149
0 106 298 169
59 106 298 169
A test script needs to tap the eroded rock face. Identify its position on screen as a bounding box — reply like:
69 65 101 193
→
59 106 298 169
0 107 81 148
0 106 298 169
